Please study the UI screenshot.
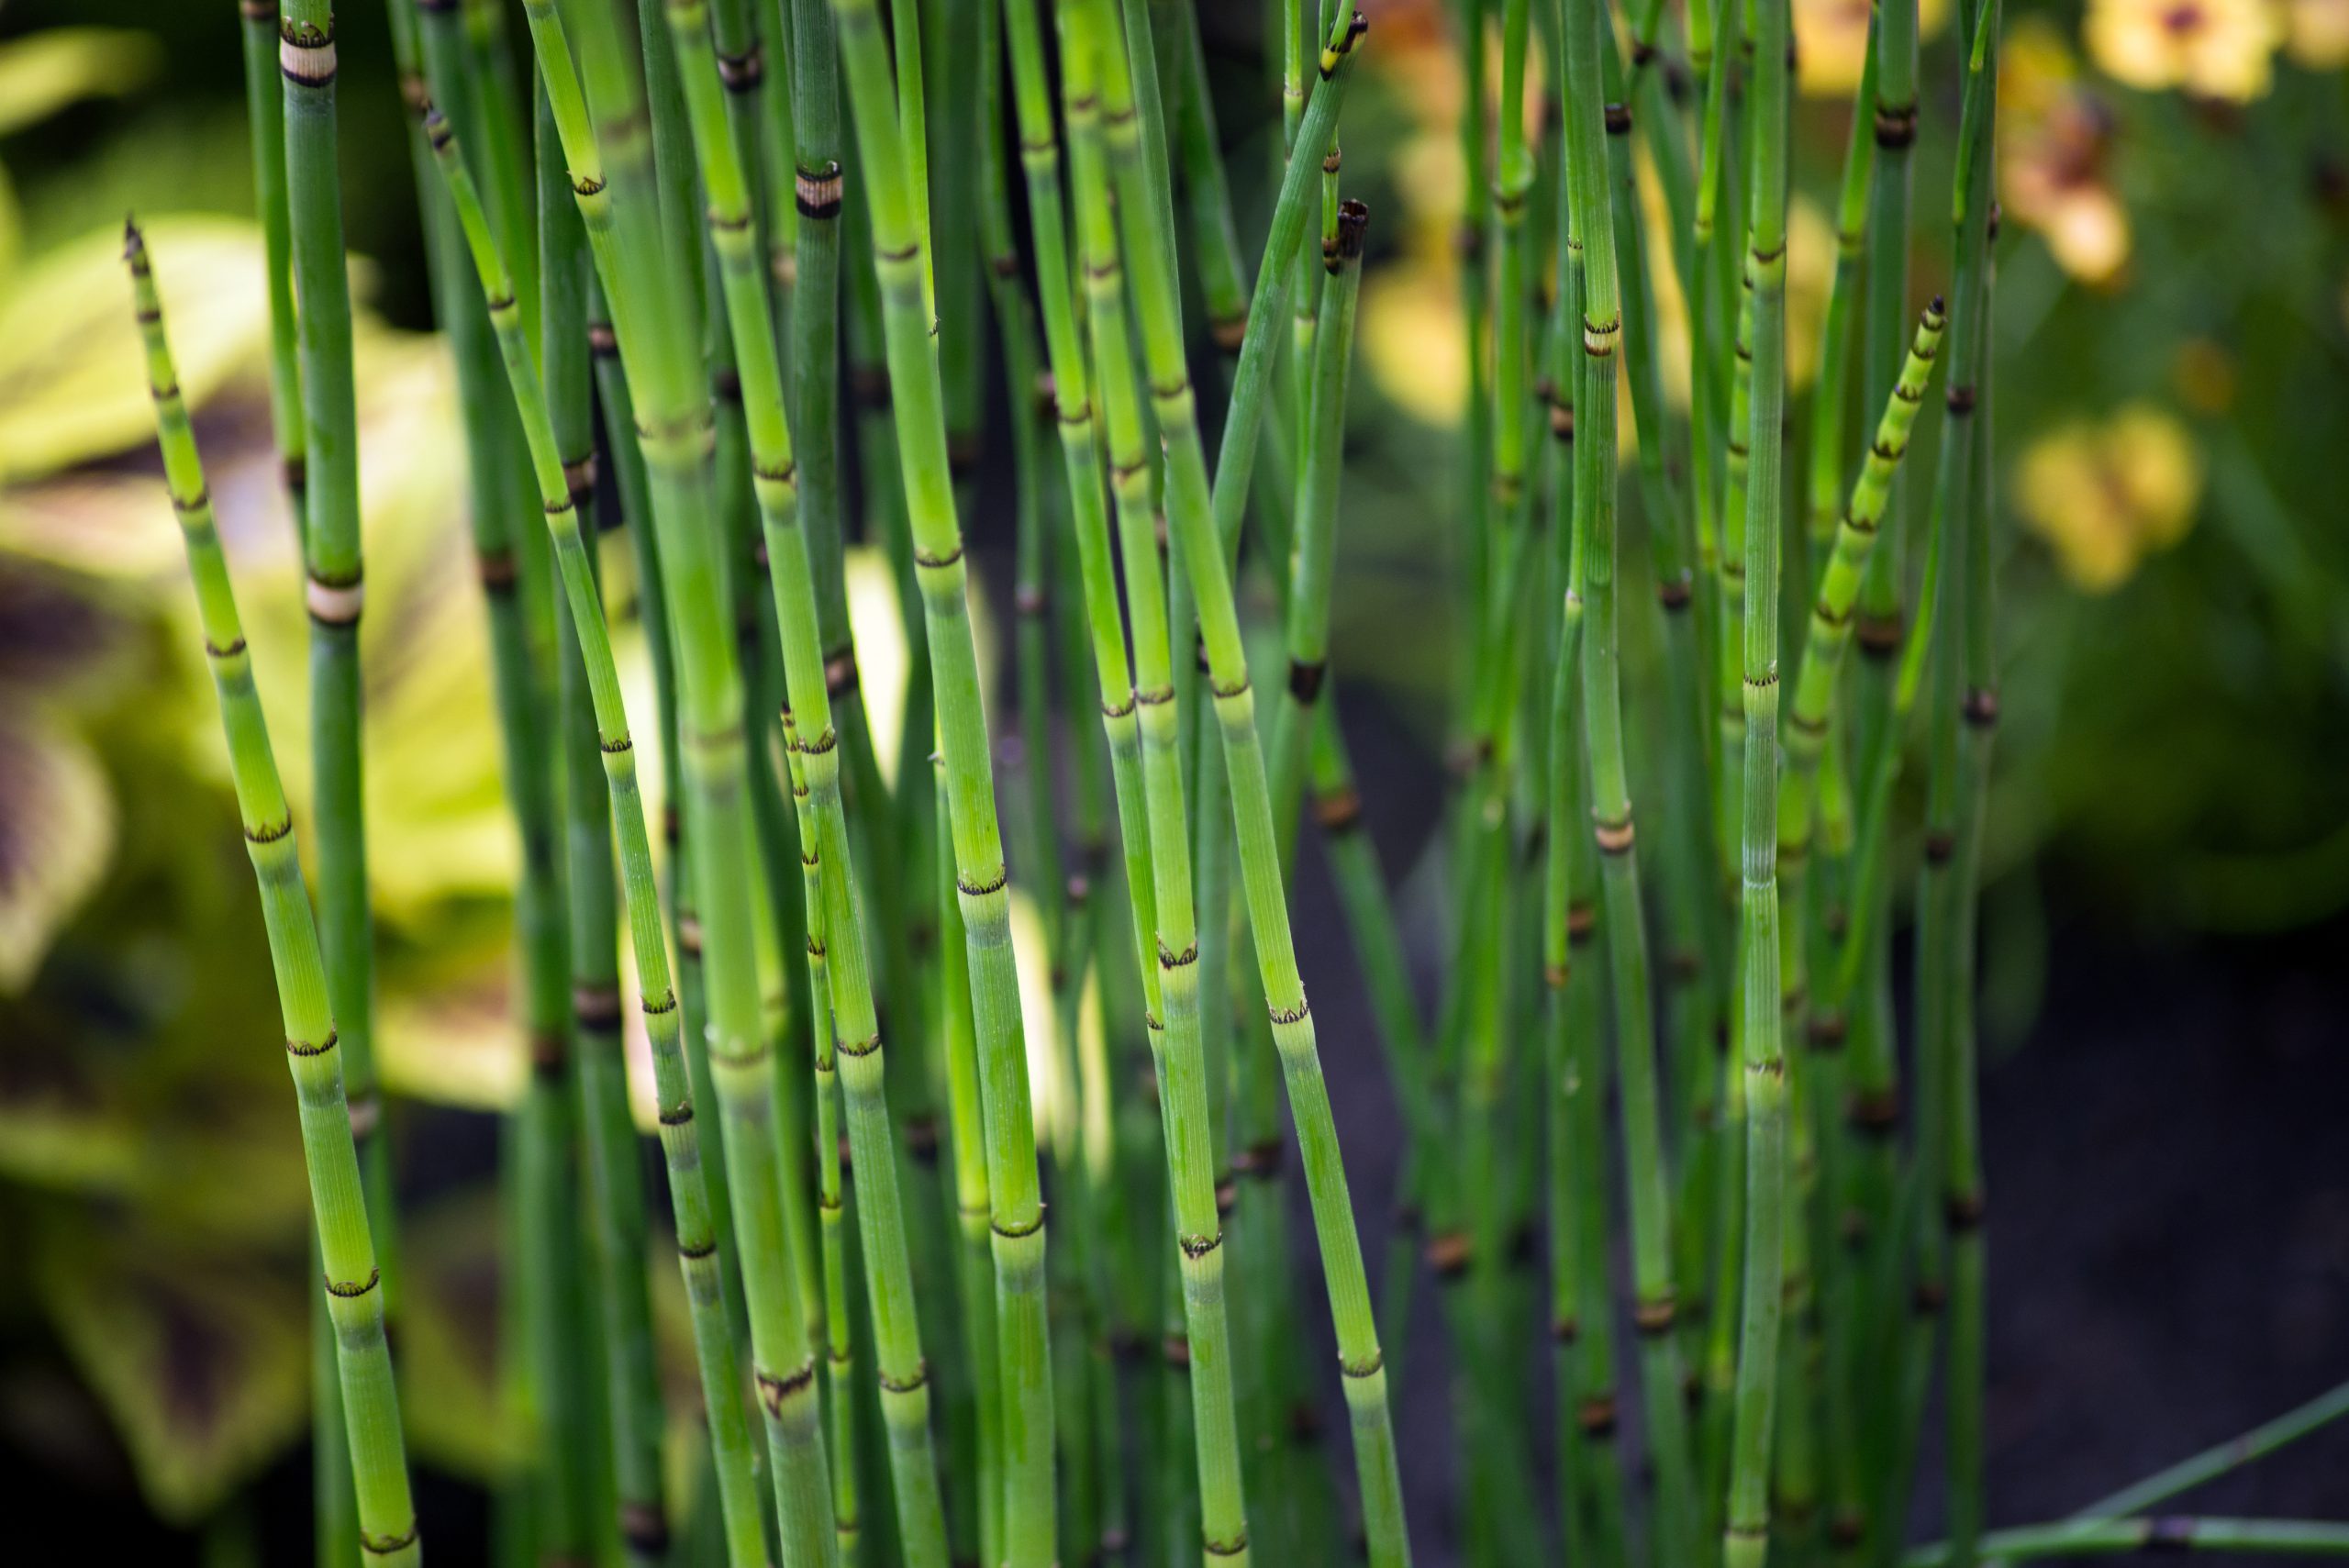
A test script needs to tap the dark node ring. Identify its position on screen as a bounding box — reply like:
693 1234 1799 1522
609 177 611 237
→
247 815 295 846
717 44 764 93
956 867 1009 898
1965 687 2000 727
658 1104 694 1128
1205 1533 1248 1559
837 1032 883 1059
1288 658 1328 703
1269 998 1309 1026
359 1527 420 1558
1157 940 1199 971
1341 1350 1384 1379
1210 673 1251 701
204 637 248 660
1179 1229 1222 1260
1314 785 1364 834
600 735 633 756
1578 1396 1619 1436
992 1207 1046 1240
324 1266 382 1300
284 1028 338 1058
914 542 964 570
875 1362 930 1396
1632 1296 1677 1336
1945 1191 1987 1231
755 1361 818 1413
1604 103 1632 135
678 1236 718 1260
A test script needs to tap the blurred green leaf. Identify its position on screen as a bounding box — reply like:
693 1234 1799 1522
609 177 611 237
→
0 710 114 994
32 1221 307 1526
0 29 161 140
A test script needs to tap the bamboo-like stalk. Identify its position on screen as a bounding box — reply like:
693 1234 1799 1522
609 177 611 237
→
128 222 420 1568
1064 8 1257 1553
1720 0 1791 1554
779 710 867 1566
280 0 395 1340
1942 12 2000 1562
826 1 1057 1560
536 84 668 1566
1086 4 1408 1560
239 0 305 543
420 103 785 1568
1559 0 1701 1553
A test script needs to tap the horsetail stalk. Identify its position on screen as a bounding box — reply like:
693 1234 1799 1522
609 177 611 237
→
1778 302 1947 917
238 0 304 539
128 222 419 1568
1941 14 1999 1561
1904 1518 2349 1566
1722 0 1793 1550
280 0 393 1319
828 1 1060 1559
780 711 868 1566
417 105 787 1568
537 85 667 1565
1805 32 1881 552
1561 0 1700 1551
1064 10 1253 1551
1086 4 1408 1560
664 4 982 1560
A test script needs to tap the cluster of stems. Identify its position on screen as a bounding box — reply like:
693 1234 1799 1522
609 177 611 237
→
139 5 2349 1568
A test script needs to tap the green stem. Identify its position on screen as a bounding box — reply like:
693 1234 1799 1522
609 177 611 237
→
129 223 419 1568
1906 1519 2349 1565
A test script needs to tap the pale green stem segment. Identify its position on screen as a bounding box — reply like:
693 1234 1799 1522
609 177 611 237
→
1777 302 1947 872
536 82 668 1567
1558 0 1700 1553
239 0 304 540
829 0 1055 1559
1722 0 1791 1553
1062 7 1252 1556
781 713 867 1565
128 223 419 1568
280 0 392 1334
517 12 854 1552
418 63 774 1568
1085 3 1408 1561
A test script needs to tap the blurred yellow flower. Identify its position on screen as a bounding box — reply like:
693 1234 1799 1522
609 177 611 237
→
2086 0 2278 101
2014 404 2202 592
2000 20 2132 284
2278 0 2349 64
1796 0 1954 96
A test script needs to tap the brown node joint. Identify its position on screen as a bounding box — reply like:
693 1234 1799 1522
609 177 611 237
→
1594 813 1637 855
1964 687 2001 728
875 1362 930 1396
1100 693 1137 719
1269 997 1309 1026
1809 1012 1848 1049
359 1527 420 1558
875 239 918 265
914 542 964 571
1873 100 1919 148
1157 940 1199 972
1922 828 1955 864
1604 103 1632 135
1341 1349 1385 1380
1633 1296 1677 1336
1577 1395 1619 1436
756 1361 817 1416
1567 902 1598 942
1425 1231 1472 1277
1849 1086 1900 1134
1854 613 1903 655
1209 313 1248 353
1162 1334 1193 1369
619 1504 670 1558
204 637 247 661
678 1236 718 1261
1288 658 1328 704
1179 1229 1222 1261
957 867 1009 898
1913 1280 1948 1316
1945 1190 1987 1231
1314 785 1363 834
1947 383 1978 416
573 984 623 1030
992 1207 1046 1241
825 649 860 696
284 1027 338 1058
1210 673 1251 701
904 1115 941 1161
324 1266 382 1300
717 45 764 93
838 1032 883 1059
642 989 678 1018
657 1103 694 1128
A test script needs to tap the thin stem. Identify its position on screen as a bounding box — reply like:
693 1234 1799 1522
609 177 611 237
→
1906 1518 2349 1565
128 222 419 1568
